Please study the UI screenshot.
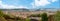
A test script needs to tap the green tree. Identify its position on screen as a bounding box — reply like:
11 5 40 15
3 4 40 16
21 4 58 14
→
41 13 48 21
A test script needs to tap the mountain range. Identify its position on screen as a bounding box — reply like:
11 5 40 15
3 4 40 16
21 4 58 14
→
0 8 59 12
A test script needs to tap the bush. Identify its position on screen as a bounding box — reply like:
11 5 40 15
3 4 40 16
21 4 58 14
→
41 13 48 21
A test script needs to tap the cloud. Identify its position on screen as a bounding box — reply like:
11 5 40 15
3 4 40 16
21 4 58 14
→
0 0 58 9
1 4 27 9
0 1 2 5
31 0 58 7
51 0 57 2
0 0 27 9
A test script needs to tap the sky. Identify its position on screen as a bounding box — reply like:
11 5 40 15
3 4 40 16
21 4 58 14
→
0 0 60 9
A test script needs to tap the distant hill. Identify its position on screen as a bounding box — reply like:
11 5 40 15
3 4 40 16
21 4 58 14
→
0 8 59 12
0 8 30 12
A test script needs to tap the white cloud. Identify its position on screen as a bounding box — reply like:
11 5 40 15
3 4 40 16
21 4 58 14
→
0 1 2 5
35 0 50 6
0 1 3 7
51 0 57 2
31 0 58 7
1 4 27 9
0 0 58 9
0 1 27 9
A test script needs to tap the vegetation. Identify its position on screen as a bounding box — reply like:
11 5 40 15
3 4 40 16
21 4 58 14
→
0 10 7 21
0 10 22 21
29 14 41 17
0 10 5 17
41 13 48 21
0 10 31 21
25 18 31 21
54 11 60 21
0 17 7 21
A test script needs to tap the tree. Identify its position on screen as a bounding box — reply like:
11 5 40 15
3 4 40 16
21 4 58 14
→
41 13 48 21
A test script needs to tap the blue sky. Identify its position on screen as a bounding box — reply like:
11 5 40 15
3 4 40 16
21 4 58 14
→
0 0 60 9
